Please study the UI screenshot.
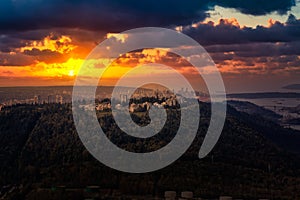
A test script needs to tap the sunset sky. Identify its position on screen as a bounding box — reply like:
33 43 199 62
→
0 0 300 92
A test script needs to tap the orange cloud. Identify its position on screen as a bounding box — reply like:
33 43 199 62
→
218 18 241 27
20 34 77 54
266 18 281 27
106 33 128 43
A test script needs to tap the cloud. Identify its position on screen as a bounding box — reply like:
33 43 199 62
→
171 16 300 76
210 0 295 15
205 41 300 76
1 70 14 75
0 0 296 32
114 49 192 70
0 1 298 91
0 52 34 66
0 34 26 52
20 34 76 54
206 42 300 58
0 0 209 32
183 15 300 45
23 48 68 64
0 32 82 65
0 75 75 87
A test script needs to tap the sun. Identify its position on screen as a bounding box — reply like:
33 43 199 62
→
68 70 75 77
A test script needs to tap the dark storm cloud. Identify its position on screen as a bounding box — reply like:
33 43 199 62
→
0 0 298 56
210 52 234 62
207 42 300 69
206 42 300 58
0 0 299 74
0 52 34 66
23 48 68 64
210 0 295 15
0 29 58 52
0 34 26 52
0 29 105 52
183 15 300 46
0 0 296 32
9 30 57 41
0 0 209 32
207 41 300 75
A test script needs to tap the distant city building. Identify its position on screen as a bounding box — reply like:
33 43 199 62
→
166 96 177 107
34 95 39 104
120 94 128 103
56 95 63 104
38 95 42 104
48 95 55 103
96 102 111 111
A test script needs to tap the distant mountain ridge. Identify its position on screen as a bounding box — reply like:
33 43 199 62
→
227 92 300 99
283 84 300 90
227 100 282 122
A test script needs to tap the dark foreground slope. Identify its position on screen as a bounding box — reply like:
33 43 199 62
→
228 100 300 154
0 103 300 200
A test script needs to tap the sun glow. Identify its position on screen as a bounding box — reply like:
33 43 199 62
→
68 70 75 77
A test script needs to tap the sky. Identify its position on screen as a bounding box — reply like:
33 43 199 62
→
0 0 300 93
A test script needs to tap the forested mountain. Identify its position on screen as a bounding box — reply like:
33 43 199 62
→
0 103 300 199
227 101 300 154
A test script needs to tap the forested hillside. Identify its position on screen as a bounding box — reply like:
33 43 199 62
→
0 103 300 199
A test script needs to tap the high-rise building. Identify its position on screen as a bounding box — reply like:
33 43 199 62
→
34 95 39 104
120 94 128 103
38 95 42 104
56 95 63 104
48 95 55 103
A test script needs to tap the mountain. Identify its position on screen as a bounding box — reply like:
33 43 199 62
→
283 104 300 115
227 100 282 122
283 84 300 90
226 104 300 154
227 92 300 99
0 103 300 199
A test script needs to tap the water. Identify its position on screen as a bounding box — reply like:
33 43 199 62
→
229 98 300 108
228 97 300 131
